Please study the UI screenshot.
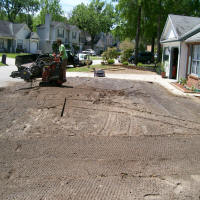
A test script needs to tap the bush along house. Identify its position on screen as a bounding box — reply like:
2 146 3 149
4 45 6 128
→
161 14 200 90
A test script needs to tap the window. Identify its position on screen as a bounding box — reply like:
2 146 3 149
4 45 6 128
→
57 28 64 38
191 45 200 77
17 39 23 49
0 39 4 49
72 32 77 40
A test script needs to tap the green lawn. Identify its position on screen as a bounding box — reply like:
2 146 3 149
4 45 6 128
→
90 56 102 60
67 64 112 72
0 53 30 59
0 62 6 66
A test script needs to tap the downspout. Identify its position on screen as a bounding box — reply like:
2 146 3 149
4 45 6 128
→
186 44 190 78
177 42 181 81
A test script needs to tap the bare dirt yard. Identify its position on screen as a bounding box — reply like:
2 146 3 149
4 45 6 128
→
0 77 200 200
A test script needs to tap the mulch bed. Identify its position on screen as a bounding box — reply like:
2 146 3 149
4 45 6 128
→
111 64 156 72
172 82 200 94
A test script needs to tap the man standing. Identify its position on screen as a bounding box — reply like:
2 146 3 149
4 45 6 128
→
57 39 67 82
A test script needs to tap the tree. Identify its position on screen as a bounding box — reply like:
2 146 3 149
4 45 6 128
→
70 0 115 48
39 0 65 24
16 14 33 30
119 38 134 62
1 0 40 22
115 0 143 64
32 0 66 31
134 0 142 64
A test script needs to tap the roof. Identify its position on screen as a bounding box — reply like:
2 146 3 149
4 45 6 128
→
169 14 200 38
26 32 39 40
0 20 13 37
0 20 27 38
37 21 70 30
13 23 25 35
185 32 200 43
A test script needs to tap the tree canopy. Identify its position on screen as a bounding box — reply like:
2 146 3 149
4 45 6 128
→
0 0 40 22
39 0 65 24
114 0 200 63
69 0 115 47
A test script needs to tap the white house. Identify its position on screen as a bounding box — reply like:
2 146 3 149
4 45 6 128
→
37 14 81 53
0 20 40 53
161 14 200 85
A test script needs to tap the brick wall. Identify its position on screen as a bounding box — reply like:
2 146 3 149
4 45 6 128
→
187 75 200 89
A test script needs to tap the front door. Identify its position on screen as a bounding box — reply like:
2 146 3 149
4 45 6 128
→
7 39 12 53
170 47 179 79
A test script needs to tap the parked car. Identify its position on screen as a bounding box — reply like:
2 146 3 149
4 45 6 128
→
128 52 154 64
82 49 96 56
66 50 79 67
77 53 93 66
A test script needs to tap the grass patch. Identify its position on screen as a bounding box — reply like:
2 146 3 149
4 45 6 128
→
0 62 6 66
137 63 156 67
90 56 102 60
67 64 112 72
0 53 30 59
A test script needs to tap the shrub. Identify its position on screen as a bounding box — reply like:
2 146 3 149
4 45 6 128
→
156 62 165 74
123 61 128 65
137 62 143 67
16 48 25 53
119 38 134 63
121 49 133 63
102 47 119 62
119 38 134 51
178 78 187 85
108 59 115 64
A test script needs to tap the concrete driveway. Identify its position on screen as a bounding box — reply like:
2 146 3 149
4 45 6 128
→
0 57 22 87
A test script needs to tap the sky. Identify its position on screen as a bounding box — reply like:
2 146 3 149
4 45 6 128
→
60 0 113 15
60 0 90 14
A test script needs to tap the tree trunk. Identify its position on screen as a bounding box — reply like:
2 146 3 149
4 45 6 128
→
134 5 142 65
91 36 95 49
156 0 161 63
151 37 155 55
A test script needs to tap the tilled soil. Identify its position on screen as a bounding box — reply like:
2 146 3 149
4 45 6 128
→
0 77 200 199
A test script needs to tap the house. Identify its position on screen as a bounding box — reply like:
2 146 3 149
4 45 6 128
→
161 14 200 88
37 14 81 53
0 20 40 53
94 32 119 55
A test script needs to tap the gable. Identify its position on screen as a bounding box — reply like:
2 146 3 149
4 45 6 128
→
161 14 200 43
167 29 176 39
161 17 178 42
15 24 30 39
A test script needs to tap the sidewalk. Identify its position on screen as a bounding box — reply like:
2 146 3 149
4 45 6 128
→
0 65 22 87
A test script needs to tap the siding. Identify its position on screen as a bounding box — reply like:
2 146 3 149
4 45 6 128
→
15 25 30 52
178 42 188 79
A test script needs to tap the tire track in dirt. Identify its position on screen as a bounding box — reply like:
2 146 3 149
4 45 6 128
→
70 105 200 134
97 113 117 136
